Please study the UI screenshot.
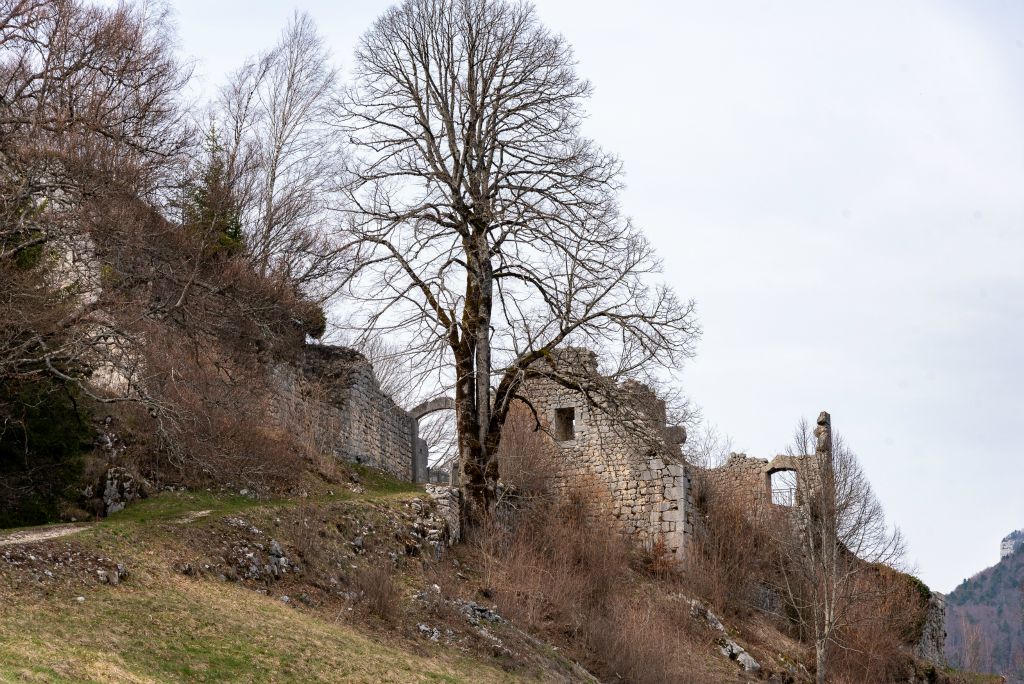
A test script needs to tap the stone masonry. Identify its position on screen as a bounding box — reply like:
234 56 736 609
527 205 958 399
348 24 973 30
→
520 348 693 561
272 345 428 483
701 452 813 508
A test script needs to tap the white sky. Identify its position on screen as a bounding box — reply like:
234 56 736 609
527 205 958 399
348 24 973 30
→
164 0 1024 593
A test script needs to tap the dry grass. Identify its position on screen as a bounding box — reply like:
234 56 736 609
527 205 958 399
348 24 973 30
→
0 568 513 683
0 480 583 683
466 408 716 683
352 562 400 621
470 489 715 684
685 472 777 618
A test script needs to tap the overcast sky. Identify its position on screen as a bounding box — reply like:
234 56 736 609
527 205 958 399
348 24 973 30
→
164 0 1024 593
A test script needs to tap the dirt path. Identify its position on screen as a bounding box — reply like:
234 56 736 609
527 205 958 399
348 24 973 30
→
0 524 88 547
171 510 211 524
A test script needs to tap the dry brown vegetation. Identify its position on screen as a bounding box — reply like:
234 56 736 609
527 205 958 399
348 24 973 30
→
472 407 943 683
690 466 936 684
459 407 716 683
0 0 332 522
687 473 776 617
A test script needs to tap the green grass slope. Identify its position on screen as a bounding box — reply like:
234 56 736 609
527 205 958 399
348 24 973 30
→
0 471 580 684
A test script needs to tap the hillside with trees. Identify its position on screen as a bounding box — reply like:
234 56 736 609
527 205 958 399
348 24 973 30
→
946 541 1024 682
0 1 1005 682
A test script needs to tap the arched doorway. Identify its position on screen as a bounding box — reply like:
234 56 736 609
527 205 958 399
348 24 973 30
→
410 396 456 484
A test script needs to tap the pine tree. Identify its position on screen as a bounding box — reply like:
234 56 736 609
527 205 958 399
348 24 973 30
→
183 126 244 256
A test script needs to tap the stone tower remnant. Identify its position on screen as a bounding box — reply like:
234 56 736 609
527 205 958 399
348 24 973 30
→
518 348 693 561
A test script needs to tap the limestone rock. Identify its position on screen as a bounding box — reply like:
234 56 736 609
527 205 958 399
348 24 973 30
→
101 467 147 515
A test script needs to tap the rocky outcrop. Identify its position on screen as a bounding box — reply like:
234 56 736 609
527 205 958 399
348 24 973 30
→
687 597 761 673
1000 529 1023 559
425 485 461 545
100 466 148 515
916 592 946 666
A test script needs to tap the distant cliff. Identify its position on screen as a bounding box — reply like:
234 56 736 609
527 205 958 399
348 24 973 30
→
1001 529 1024 560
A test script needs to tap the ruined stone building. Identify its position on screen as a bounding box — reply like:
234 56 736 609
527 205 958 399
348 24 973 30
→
701 452 817 510
517 348 693 562
278 345 695 561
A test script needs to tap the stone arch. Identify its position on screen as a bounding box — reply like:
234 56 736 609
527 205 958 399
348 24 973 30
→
765 455 804 507
767 468 798 506
409 396 456 484
411 396 456 420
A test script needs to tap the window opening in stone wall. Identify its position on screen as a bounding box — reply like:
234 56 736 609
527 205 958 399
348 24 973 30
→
554 407 576 442
770 469 798 506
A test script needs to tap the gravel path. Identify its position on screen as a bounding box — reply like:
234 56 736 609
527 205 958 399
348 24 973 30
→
0 524 88 547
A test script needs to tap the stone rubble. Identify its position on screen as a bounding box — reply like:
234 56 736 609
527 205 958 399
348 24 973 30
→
686 597 761 673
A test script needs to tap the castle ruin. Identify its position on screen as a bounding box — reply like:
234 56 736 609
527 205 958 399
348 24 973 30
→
518 348 693 561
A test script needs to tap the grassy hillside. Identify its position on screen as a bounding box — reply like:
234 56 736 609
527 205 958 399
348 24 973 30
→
0 472 584 684
1 466 999 684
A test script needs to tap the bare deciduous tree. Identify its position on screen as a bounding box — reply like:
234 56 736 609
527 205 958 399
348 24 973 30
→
0 0 189 395
336 0 698 529
214 12 343 302
684 421 734 469
773 412 906 684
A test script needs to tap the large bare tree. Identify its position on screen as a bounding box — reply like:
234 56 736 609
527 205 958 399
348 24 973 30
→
774 413 906 684
213 12 343 302
337 0 698 528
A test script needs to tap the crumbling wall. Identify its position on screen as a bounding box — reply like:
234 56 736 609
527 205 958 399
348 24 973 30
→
701 452 816 509
272 345 426 482
520 349 692 561
701 453 772 506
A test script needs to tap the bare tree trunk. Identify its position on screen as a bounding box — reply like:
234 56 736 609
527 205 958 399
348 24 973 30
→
815 637 827 684
457 231 498 532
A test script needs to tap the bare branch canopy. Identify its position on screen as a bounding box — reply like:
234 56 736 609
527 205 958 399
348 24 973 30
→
335 0 699 527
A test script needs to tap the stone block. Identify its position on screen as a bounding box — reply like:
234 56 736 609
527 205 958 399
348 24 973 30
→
662 509 684 522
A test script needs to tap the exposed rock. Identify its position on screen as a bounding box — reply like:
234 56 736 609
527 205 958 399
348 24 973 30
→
719 639 761 673
687 597 761 673
101 467 147 515
96 563 128 586
424 486 461 546
456 599 503 626
417 623 441 641
915 592 946 666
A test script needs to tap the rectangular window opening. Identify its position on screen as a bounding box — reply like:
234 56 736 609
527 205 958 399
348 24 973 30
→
554 407 576 442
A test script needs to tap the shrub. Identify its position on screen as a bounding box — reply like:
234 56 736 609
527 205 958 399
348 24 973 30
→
0 378 92 527
352 561 400 622
473 406 708 683
685 471 775 617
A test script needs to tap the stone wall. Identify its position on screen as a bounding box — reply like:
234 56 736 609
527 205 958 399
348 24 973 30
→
272 345 427 483
701 453 772 507
701 452 816 510
519 349 692 561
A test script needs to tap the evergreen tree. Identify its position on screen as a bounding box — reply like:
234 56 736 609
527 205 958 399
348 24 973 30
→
183 127 244 256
